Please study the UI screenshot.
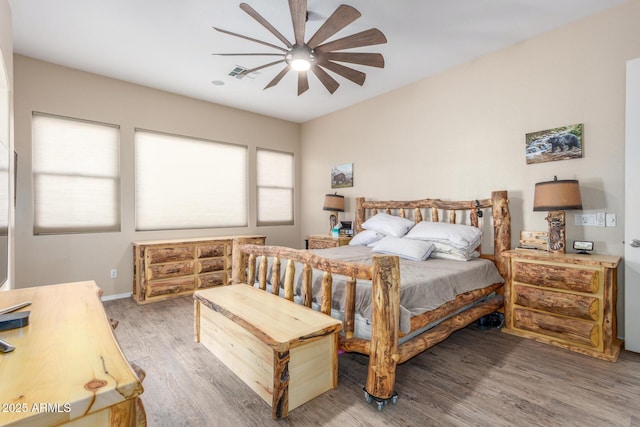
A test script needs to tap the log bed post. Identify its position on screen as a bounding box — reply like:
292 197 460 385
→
231 237 249 284
491 190 511 279
365 255 400 403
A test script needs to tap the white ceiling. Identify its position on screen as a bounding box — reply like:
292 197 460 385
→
9 0 628 123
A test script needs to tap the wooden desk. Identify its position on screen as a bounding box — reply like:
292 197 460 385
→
0 281 144 426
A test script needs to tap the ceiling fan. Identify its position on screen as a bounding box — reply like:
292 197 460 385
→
212 1 387 95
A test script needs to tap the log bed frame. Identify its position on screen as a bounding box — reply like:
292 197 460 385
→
231 190 511 409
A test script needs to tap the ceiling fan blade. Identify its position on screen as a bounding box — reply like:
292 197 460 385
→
315 28 387 53
310 66 340 94
306 5 361 49
319 60 366 86
212 53 285 57
298 71 309 95
319 52 385 68
264 66 291 90
213 27 287 52
243 59 286 75
289 0 307 46
239 3 292 48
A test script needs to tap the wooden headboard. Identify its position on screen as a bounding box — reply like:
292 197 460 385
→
354 190 511 278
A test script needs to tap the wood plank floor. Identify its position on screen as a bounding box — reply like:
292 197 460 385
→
105 296 640 427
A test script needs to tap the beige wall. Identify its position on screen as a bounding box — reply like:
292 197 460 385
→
300 1 640 336
1 0 14 290
13 55 300 296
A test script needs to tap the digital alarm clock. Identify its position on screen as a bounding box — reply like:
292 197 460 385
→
573 240 594 254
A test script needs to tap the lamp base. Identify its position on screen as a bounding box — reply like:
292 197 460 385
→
545 210 566 253
329 213 337 233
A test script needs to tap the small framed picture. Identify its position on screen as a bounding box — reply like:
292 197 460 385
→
331 163 353 188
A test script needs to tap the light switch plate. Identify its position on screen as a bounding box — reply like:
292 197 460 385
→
596 212 606 227
606 213 617 227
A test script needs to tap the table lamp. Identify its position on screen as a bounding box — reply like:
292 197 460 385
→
323 193 345 233
533 176 583 253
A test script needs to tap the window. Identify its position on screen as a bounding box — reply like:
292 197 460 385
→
32 113 120 234
256 148 294 226
135 130 247 230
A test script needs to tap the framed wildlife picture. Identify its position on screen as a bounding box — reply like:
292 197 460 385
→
525 123 583 164
331 163 353 188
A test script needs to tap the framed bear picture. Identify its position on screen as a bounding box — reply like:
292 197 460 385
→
525 123 583 164
331 163 353 189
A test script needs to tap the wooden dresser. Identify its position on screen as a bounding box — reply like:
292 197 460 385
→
502 249 622 361
307 234 352 249
133 235 265 304
0 281 143 426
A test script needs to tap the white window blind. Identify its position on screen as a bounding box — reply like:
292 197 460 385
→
135 130 247 230
257 148 294 226
32 113 120 234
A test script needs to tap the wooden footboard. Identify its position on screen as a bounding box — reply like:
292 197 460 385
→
231 190 511 406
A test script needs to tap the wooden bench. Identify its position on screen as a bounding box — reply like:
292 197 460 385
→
194 284 342 419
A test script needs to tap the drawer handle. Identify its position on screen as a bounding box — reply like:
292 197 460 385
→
539 322 565 334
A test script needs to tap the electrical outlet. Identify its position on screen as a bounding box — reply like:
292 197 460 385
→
110 269 118 279
596 212 606 227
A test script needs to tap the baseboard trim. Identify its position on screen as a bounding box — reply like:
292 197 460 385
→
101 292 132 302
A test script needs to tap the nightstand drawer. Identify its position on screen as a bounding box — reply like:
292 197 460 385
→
307 234 351 249
513 285 599 321
513 308 599 348
512 260 599 293
309 239 339 249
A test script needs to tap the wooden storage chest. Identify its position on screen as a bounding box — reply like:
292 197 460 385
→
194 284 342 419
133 235 265 304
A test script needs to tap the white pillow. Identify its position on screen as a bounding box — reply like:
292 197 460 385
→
361 213 415 238
430 241 480 261
405 221 482 250
349 230 384 246
372 236 435 261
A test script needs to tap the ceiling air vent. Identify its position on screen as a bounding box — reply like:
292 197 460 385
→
228 65 259 80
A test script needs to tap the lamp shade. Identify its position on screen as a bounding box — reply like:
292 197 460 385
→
323 193 345 212
533 177 583 211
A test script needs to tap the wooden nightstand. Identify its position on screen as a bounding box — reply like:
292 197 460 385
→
307 234 352 249
502 249 622 361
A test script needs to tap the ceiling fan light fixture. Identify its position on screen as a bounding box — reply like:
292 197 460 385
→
286 45 315 71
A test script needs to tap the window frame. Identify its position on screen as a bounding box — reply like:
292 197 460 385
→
31 111 121 235
134 128 249 231
256 147 295 227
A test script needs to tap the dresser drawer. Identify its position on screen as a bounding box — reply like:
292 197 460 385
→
513 308 599 348
147 246 194 264
147 261 195 280
198 271 227 288
198 243 227 258
512 261 599 293
198 257 226 273
147 277 197 298
513 285 599 321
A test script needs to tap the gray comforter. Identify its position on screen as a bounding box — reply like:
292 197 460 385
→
263 245 504 333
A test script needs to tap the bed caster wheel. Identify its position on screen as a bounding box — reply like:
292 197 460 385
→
364 388 398 410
